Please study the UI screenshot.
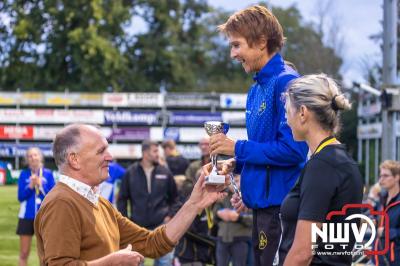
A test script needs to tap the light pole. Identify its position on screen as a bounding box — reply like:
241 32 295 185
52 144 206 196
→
381 0 398 160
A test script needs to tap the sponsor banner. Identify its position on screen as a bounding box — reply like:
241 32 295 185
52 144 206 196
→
357 123 382 139
150 127 164 141
222 111 246 125
44 93 103 106
0 126 34 139
220 93 247 109
20 92 46 105
163 127 180 141
109 128 150 141
0 92 17 105
76 93 103 106
177 144 201 160
0 142 141 159
0 109 35 123
108 144 141 159
165 93 219 108
357 102 381 117
103 93 129 107
227 128 247 140
178 127 247 142
0 109 104 124
46 93 74 106
104 111 159 125
170 111 222 125
178 128 207 142
128 93 163 107
33 126 61 140
0 143 53 157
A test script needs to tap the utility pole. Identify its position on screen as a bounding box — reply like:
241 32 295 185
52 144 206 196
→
381 0 398 160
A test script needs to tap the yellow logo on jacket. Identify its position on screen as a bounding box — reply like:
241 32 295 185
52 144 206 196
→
259 231 267 249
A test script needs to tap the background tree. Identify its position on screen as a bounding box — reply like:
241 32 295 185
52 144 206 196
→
0 1 344 92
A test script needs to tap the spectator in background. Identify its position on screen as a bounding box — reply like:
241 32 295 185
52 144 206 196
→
16 147 55 266
0 160 13 185
162 139 190 176
213 175 252 266
118 140 181 266
373 160 400 265
99 161 126 205
185 137 211 187
174 136 216 266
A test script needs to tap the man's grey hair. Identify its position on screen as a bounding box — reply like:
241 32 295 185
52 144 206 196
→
52 124 83 168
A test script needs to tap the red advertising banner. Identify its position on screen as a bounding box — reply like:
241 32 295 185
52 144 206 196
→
0 125 34 139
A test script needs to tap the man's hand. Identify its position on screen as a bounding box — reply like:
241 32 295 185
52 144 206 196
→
165 172 228 244
210 133 236 156
88 244 144 266
187 172 227 211
202 158 236 178
230 193 248 213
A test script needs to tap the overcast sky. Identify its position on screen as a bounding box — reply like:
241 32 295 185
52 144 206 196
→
211 0 383 85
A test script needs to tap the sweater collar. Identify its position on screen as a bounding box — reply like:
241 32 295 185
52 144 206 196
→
253 53 284 84
59 174 99 205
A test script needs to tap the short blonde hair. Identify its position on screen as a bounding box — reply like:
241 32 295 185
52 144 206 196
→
380 160 400 177
285 73 351 134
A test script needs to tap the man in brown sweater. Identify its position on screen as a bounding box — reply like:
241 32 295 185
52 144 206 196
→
34 124 226 266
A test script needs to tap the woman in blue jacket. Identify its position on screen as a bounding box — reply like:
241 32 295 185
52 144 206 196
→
374 160 400 266
16 147 55 266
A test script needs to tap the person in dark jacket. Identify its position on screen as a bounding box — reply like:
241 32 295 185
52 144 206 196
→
208 5 308 266
162 139 190 176
117 140 181 266
373 160 400 266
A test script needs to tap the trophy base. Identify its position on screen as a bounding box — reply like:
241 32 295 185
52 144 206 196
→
205 174 225 185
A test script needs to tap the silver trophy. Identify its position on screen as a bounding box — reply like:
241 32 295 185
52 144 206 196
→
203 121 241 197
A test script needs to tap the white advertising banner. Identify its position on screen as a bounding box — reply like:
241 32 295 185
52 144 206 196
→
357 123 382 139
220 93 247 109
108 144 141 159
103 93 129 107
128 93 163 107
222 111 246 125
0 109 104 124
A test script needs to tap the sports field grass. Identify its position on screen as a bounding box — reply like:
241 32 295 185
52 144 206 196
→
0 185 39 266
0 185 154 266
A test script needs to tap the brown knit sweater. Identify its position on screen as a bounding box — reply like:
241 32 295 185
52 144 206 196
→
34 182 175 265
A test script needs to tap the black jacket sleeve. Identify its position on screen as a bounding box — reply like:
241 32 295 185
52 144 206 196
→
117 168 131 217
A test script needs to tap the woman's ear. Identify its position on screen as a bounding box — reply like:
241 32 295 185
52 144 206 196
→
299 105 308 123
257 37 267 51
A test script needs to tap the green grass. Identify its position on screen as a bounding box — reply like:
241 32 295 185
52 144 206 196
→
0 185 39 266
0 185 153 266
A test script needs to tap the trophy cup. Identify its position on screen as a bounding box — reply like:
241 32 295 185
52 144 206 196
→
204 121 241 197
